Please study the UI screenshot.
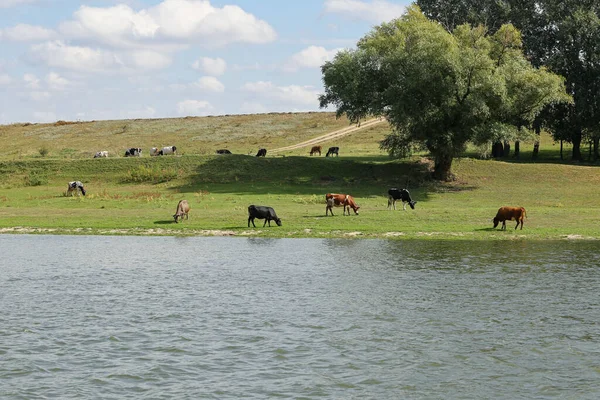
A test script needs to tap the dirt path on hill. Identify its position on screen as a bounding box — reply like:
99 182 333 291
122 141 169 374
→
269 118 387 154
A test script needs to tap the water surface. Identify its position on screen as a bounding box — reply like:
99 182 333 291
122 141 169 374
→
1 235 599 399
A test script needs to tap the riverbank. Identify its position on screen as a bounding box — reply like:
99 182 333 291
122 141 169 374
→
1 152 599 240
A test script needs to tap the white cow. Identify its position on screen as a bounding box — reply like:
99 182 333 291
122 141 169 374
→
150 147 159 156
156 146 177 156
94 151 108 158
67 181 86 196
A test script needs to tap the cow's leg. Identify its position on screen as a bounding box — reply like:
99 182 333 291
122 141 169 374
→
502 221 506 230
263 219 268 227
248 217 255 227
403 201 407 211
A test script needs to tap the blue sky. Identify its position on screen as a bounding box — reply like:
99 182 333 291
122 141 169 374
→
0 0 410 124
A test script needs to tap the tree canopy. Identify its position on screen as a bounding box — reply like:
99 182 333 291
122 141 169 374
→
418 0 600 160
319 6 570 180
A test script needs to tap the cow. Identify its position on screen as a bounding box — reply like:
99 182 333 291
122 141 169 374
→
155 146 177 156
67 181 86 196
248 205 282 227
94 151 108 158
125 147 142 157
326 146 339 157
325 193 360 216
387 188 417 210
493 206 527 230
150 147 159 156
216 149 232 154
173 200 190 223
309 145 322 156
256 148 267 157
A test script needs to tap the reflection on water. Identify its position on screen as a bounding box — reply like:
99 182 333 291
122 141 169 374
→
1 235 599 399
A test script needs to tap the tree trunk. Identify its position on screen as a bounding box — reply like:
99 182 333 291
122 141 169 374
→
514 141 520 159
532 124 540 160
594 137 600 161
560 140 563 160
503 141 510 158
433 154 454 181
572 127 583 161
492 142 504 158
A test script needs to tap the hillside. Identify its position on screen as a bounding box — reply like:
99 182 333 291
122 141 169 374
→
0 112 598 240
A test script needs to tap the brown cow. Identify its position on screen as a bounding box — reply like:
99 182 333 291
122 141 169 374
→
173 200 190 223
309 145 322 156
493 206 527 230
325 193 360 216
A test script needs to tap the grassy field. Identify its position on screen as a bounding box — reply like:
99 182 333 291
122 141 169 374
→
0 112 598 240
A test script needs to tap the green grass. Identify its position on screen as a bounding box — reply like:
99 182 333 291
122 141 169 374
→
0 112 599 240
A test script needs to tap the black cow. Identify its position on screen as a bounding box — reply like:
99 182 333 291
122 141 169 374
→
125 147 142 157
256 148 267 157
388 188 417 210
326 146 339 157
216 149 232 154
248 205 282 227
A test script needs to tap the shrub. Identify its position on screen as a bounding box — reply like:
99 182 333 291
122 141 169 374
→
38 146 49 157
24 171 48 186
121 165 179 184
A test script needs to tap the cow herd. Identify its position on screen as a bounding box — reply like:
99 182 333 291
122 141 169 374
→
76 143 527 231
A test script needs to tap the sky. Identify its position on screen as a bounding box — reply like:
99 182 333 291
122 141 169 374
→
0 0 410 124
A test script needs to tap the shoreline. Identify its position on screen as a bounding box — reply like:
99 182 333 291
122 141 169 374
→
1 226 597 241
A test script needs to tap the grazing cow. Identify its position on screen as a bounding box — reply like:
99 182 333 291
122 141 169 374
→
248 205 282 227
325 193 360 216
493 206 527 230
256 148 267 157
216 149 232 154
150 147 159 156
173 200 190 223
388 188 417 210
125 147 142 157
67 181 86 196
156 146 177 156
309 145 322 156
326 146 339 157
94 151 108 158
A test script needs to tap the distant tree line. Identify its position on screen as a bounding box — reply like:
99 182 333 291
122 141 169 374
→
417 0 600 162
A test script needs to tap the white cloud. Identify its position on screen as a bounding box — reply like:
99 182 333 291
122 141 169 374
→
191 57 226 75
324 0 406 23
194 76 224 92
242 81 320 106
46 72 71 91
33 111 56 122
0 24 56 42
0 74 12 85
130 50 172 69
23 73 40 89
59 0 277 49
30 41 125 73
284 46 342 71
177 99 214 115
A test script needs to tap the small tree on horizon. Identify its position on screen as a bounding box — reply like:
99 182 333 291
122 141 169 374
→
319 6 571 180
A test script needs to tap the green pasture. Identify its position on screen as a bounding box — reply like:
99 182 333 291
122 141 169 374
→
0 118 598 239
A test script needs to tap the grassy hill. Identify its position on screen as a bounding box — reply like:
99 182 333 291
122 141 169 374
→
0 112 598 240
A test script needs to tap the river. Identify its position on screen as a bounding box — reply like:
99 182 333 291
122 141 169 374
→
1 235 599 399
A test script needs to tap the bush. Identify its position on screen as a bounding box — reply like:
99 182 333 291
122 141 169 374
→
38 146 49 157
24 171 48 186
121 165 179 184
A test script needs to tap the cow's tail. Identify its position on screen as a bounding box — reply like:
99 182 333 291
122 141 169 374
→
523 208 527 219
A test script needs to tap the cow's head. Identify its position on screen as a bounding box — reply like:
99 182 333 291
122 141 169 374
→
409 200 417 209
173 213 181 223
275 218 282 226
493 218 499 228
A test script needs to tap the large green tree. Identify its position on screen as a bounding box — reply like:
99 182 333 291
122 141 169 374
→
418 0 600 161
319 6 569 180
